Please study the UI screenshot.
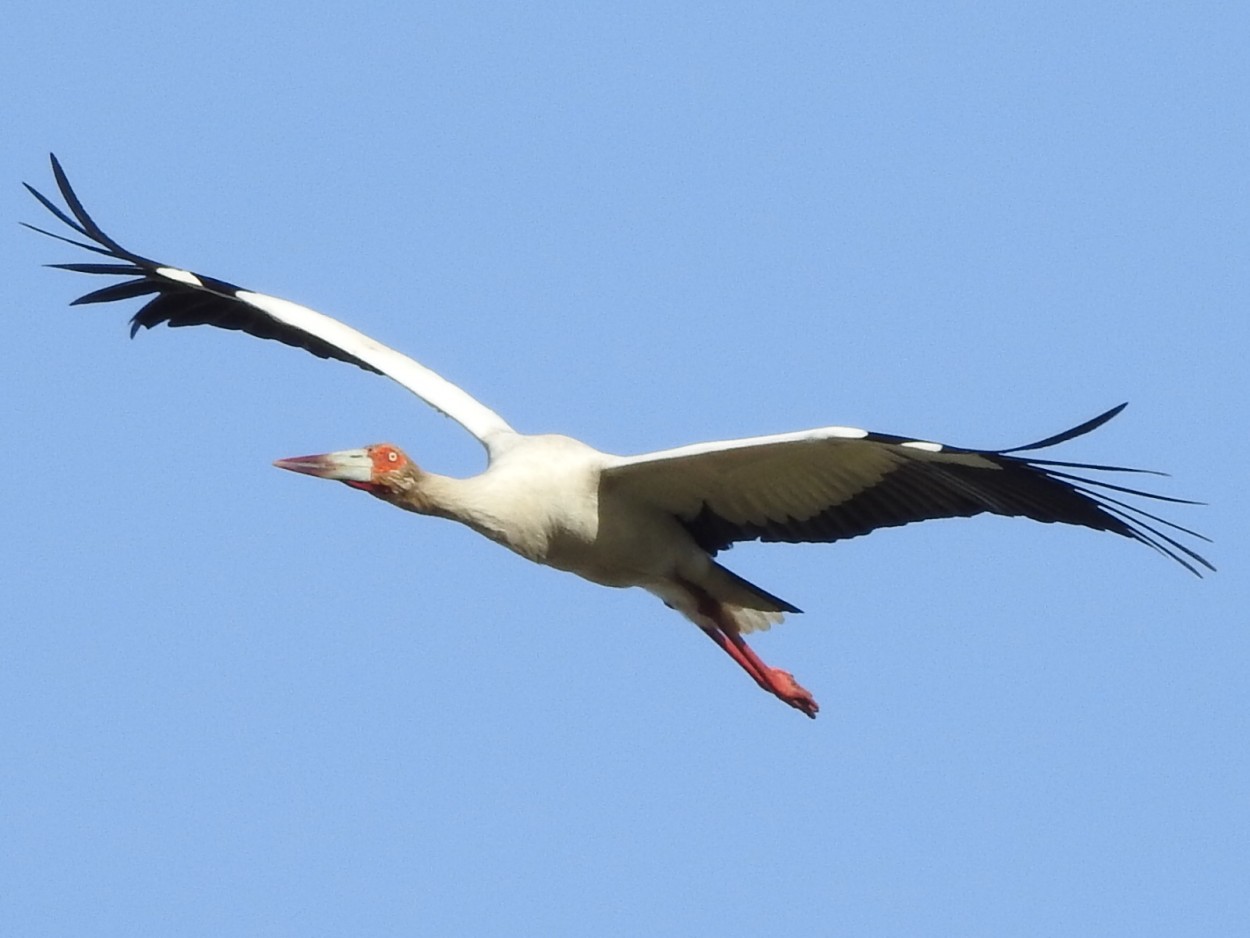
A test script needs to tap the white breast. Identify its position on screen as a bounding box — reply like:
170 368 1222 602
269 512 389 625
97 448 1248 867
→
457 434 701 589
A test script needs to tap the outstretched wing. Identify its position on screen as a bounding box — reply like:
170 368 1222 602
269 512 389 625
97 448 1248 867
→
602 404 1213 575
26 154 516 452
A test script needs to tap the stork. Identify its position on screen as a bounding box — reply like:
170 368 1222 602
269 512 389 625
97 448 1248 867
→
25 155 1212 718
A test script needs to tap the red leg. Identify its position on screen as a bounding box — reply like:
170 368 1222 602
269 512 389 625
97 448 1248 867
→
691 590 819 718
700 626 775 691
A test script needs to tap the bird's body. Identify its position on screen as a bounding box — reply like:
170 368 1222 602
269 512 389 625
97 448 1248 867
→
455 434 622 575
27 155 1212 718
307 434 795 624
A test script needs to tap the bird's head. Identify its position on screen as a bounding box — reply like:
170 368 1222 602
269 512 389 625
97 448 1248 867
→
273 443 419 503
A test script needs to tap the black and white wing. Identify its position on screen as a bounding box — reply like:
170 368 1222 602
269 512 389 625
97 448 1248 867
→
602 404 1213 575
25 154 516 452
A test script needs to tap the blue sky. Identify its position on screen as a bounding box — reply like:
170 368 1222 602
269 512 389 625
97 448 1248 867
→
2 3 1246 935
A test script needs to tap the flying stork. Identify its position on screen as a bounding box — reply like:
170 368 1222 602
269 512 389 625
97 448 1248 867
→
25 155 1212 718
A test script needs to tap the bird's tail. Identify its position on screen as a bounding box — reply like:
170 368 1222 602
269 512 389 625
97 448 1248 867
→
709 561 800 633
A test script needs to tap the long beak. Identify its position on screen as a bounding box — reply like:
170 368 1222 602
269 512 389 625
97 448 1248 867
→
273 448 373 483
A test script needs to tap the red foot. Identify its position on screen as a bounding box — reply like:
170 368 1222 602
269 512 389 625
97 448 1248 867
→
697 621 821 718
767 668 819 719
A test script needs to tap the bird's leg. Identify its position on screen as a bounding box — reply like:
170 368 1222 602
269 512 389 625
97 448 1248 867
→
700 627 819 718
698 625 774 691
690 591 819 718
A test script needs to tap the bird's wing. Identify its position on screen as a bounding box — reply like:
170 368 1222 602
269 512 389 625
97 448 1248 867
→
601 404 1213 575
25 154 516 452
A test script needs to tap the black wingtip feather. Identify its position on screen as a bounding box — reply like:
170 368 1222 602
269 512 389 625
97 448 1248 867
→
22 221 117 257
69 279 161 306
999 402 1129 454
47 262 143 275
24 179 89 238
48 153 125 255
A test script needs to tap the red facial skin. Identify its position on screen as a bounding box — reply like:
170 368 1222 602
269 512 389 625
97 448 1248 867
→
369 444 408 473
345 444 409 492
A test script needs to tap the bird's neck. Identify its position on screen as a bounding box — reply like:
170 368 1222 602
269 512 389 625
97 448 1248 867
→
381 468 521 550
379 467 462 519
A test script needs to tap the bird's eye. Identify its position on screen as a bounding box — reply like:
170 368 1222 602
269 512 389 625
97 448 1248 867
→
387 450 398 463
